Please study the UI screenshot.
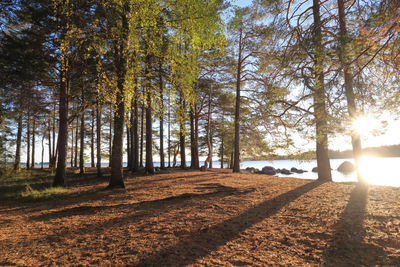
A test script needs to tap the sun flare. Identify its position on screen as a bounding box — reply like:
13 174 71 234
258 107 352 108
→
352 115 379 135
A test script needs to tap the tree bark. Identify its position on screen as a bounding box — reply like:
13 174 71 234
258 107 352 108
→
159 64 165 169
140 102 144 168
337 0 363 182
312 0 332 181
41 134 44 169
90 108 95 168
26 112 30 169
204 85 213 169
14 111 22 170
53 62 69 187
70 119 74 167
233 27 242 173
109 104 112 167
74 117 78 167
96 98 102 177
179 96 186 169
168 94 171 168
79 109 85 175
145 54 154 174
126 120 131 169
132 96 139 171
109 41 126 188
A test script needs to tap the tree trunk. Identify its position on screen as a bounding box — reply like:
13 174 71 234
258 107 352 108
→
312 0 332 181
109 104 112 167
70 120 74 167
14 111 22 170
109 41 127 188
168 94 171 168
159 62 165 169
41 134 44 170
132 96 139 171
74 117 78 167
53 65 69 187
126 121 131 169
31 116 36 168
179 96 186 169
337 0 363 182
79 109 85 175
48 115 52 169
220 131 224 169
230 152 233 169
96 98 102 177
26 112 30 169
204 85 213 169
140 102 144 168
233 27 242 173
145 55 154 174
90 108 95 168
190 107 195 169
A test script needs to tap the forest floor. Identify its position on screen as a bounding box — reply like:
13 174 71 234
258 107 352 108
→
1 167 400 266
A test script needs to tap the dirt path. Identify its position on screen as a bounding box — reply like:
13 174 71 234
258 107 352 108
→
1 168 399 266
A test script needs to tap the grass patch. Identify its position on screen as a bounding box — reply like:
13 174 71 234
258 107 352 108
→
21 185 69 200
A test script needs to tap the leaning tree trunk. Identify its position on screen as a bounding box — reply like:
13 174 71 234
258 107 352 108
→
337 0 363 182
233 27 243 173
312 0 332 181
14 111 22 170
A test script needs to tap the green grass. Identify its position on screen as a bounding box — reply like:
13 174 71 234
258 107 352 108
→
0 168 62 200
21 186 68 200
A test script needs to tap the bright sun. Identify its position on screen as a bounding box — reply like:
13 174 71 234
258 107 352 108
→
352 115 379 135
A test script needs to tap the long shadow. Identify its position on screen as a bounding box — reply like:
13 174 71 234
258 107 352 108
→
29 183 250 221
135 180 324 266
323 183 387 266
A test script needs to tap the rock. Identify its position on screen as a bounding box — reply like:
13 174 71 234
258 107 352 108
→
262 166 276 175
312 167 318 172
200 165 207 171
290 167 298 172
337 161 356 172
280 168 292 175
246 167 256 173
154 167 160 172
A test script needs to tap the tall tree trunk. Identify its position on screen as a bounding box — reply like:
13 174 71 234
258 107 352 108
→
14 111 22 170
132 96 139 171
179 96 186 169
145 55 154 174
204 86 213 169
220 131 224 169
159 62 165 169
79 109 85 175
109 43 126 188
53 65 69 186
230 152 234 169
140 103 144 168
48 116 52 169
233 28 242 173
90 109 95 168
194 106 199 168
96 98 102 177
337 0 363 182
168 94 171 168
74 118 78 167
26 112 30 169
41 134 44 170
70 122 74 167
31 116 36 168
312 0 332 181
190 107 195 169
126 121 131 169
109 105 112 167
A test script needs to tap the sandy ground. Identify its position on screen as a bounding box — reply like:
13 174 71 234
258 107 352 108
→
1 168 399 266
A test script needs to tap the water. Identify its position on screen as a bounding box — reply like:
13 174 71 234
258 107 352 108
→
20 157 400 187
240 157 400 187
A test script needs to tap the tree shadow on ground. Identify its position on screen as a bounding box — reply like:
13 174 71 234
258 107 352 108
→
323 183 388 266
135 180 325 266
29 183 252 221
